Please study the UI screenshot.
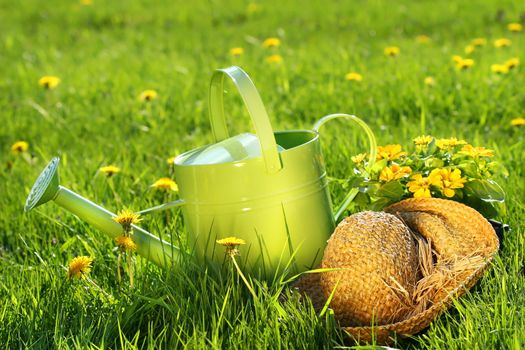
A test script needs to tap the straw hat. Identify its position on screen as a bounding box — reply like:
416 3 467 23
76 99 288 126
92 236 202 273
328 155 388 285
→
292 198 499 344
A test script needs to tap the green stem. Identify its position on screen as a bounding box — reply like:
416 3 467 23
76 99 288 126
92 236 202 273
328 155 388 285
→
230 256 257 300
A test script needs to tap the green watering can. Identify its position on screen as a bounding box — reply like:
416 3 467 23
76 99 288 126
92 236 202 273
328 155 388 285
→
25 66 377 278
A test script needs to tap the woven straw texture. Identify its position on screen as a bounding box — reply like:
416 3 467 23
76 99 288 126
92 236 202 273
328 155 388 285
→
292 198 499 344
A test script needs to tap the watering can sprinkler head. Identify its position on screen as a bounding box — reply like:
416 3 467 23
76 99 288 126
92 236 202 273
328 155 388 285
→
24 157 178 267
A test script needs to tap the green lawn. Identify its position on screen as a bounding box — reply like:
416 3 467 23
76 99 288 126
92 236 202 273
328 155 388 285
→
1 0 524 348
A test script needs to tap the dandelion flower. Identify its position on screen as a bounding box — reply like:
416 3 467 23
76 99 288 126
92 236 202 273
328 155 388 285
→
151 177 178 191
407 174 438 198
379 164 412 182
351 153 367 165
67 256 93 279
384 46 400 57
99 165 121 176
456 58 474 70
436 138 467 151
429 168 467 198
452 55 463 63
11 141 29 154
115 235 137 251
415 35 431 44
471 38 487 47
166 156 177 165
494 38 511 48
459 144 494 158
345 72 363 81
505 58 519 70
376 144 406 161
464 45 475 54
139 90 158 102
113 209 142 229
262 37 281 48
80 0 92 5
229 47 244 56
491 64 509 74
217 236 246 257
424 76 435 86
38 76 60 89
508 23 523 32
511 117 525 126
265 54 283 64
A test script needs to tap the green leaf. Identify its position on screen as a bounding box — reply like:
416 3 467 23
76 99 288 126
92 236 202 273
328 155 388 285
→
424 157 444 168
370 159 388 174
456 161 480 178
465 179 505 202
376 181 405 201
370 197 394 211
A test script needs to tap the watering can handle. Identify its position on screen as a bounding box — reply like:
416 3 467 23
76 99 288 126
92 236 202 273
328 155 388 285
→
209 66 282 174
313 114 378 222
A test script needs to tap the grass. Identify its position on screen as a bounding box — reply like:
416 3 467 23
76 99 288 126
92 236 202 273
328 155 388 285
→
1 0 524 348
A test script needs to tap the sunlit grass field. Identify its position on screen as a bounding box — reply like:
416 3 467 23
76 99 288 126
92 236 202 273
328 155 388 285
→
1 0 525 348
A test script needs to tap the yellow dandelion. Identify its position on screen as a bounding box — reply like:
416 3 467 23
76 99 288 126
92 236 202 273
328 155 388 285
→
407 174 435 198
38 76 60 89
505 58 520 70
459 144 494 158
494 38 511 48
508 23 523 32
99 165 121 176
67 256 93 279
384 46 400 57
424 76 435 86
80 0 92 5
139 90 158 102
351 153 367 165
376 144 406 161
491 64 509 74
511 117 525 126
217 236 246 257
151 177 178 191
452 55 463 63
115 235 137 251
345 72 363 81
379 164 412 182
113 208 142 229
464 45 475 54
11 141 29 154
265 54 283 64
166 156 177 165
229 47 244 56
471 38 487 47
262 37 281 48
415 35 431 44
436 137 467 151
429 168 467 198
456 58 474 70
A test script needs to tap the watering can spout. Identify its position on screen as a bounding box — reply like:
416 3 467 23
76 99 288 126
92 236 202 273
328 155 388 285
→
25 157 178 267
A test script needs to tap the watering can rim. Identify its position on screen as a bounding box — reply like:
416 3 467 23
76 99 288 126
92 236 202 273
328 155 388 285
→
173 129 320 169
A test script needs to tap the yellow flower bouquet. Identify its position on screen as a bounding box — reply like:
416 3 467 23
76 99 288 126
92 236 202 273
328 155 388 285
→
348 136 506 218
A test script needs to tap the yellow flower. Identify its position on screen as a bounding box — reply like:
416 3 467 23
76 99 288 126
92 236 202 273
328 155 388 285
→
345 72 363 81
413 135 433 151
494 38 511 48
229 47 244 56
464 45 475 54
115 235 137 251
113 208 142 229
456 58 474 70
246 3 261 14
508 23 523 32
491 64 509 74
351 153 367 165
376 144 406 161
217 236 246 257
38 76 60 89
11 141 29 154
99 165 121 176
80 0 92 5
415 35 431 44
67 256 93 279
436 137 467 151
379 164 412 182
424 76 435 86
262 37 281 48
166 156 177 165
151 177 178 191
505 58 520 70
429 168 467 198
471 38 487 47
139 90 158 102
407 174 437 198
459 144 494 158
265 54 283 64
452 55 463 63
384 46 400 57
511 117 525 126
